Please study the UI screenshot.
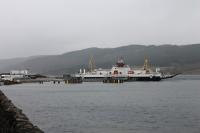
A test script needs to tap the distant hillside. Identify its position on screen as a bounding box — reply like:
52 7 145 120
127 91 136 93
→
0 44 200 75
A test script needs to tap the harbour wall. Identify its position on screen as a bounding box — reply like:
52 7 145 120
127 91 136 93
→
0 90 44 133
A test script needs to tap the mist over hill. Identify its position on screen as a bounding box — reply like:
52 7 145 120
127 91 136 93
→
0 44 200 75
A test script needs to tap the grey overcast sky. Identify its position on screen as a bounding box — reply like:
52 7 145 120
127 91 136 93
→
0 0 200 59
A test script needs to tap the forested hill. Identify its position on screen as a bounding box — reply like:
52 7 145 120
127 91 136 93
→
0 44 200 75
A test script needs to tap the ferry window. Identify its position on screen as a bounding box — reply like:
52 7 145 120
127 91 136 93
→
114 70 118 74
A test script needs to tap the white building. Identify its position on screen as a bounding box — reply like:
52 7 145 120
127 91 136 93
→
0 70 29 81
10 70 29 75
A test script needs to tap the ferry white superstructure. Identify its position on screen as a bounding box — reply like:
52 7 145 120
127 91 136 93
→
75 58 166 82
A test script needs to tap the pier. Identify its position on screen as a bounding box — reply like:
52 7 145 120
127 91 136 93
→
63 74 83 84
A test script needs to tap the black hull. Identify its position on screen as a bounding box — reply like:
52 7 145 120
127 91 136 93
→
127 76 162 81
82 73 179 82
83 76 162 82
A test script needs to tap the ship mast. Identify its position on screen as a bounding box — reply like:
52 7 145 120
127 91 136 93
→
143 58 149 71
89 55 96 72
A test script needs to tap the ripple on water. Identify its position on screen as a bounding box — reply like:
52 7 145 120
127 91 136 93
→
1 76 200 133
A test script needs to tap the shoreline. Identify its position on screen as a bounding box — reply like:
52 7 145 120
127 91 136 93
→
0 90 44 133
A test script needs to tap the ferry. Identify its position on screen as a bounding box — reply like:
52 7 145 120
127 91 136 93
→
75 57 177 82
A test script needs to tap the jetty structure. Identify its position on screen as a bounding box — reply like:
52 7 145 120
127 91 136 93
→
0 70 61 85
63 74 83 84
0 69 83 85
75 57 178 82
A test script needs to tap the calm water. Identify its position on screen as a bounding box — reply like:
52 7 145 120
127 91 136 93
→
1 75 200 133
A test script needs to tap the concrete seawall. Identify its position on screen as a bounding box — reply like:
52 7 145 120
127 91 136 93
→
0 90 44 133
